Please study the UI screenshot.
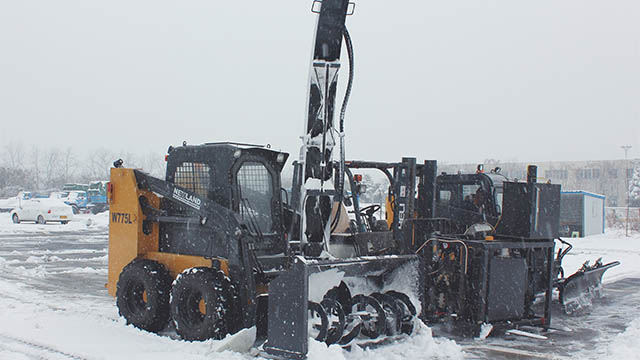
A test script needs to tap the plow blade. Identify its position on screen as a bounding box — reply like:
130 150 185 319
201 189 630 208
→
264 255 420 359
560 260 620 314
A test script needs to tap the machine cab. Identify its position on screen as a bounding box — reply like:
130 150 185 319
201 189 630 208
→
162 142 289 258
435 172 505 233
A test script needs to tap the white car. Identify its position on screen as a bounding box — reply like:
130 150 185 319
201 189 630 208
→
10 198 74 224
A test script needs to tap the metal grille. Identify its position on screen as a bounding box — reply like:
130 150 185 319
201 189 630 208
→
174 162 210 198
238 163 271 194
237 162 273 233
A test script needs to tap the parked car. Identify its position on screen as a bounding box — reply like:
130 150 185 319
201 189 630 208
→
10 198 74 224
0 192 32 212
64 190 88 214
49 191 70 200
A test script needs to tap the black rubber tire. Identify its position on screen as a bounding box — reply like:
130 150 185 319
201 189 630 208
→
171 267 229 341
215 271 240 334
12 214 20 224
116 259 172 333
36 215 46 225
61 221 69 225
90 204 105 214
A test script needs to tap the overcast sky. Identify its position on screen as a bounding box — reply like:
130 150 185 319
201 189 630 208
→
1 0 638 166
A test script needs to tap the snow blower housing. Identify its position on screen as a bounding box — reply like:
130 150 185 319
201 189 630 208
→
265 255 420 358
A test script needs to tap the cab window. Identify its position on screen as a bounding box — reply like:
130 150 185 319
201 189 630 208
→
174 162 211 198
237 162 274 233
438 190 452 205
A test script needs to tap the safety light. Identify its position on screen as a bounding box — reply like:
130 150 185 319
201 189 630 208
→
354 174 363 182
107 182 113 204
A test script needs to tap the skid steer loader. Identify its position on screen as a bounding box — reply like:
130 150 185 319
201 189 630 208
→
106 143 418 351
106 1 421 358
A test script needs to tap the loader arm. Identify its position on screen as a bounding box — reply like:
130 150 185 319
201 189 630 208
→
132 169 258 328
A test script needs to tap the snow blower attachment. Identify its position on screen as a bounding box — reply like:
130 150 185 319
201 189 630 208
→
554 238 620 314
264 255 420 359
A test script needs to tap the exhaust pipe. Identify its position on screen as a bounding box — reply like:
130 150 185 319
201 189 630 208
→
527 165 537 184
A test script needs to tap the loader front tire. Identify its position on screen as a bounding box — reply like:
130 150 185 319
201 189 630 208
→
171 267 229 341
116 259 172 333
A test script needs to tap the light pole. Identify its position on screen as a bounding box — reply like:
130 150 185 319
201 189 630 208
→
621 145 632 237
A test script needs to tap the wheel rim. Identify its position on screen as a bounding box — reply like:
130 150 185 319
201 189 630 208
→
125 281 147 316
179 289 207 328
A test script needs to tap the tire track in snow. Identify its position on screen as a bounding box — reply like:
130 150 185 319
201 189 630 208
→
0 332 94 360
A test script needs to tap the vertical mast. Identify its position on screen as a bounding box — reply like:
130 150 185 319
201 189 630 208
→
297 0 350 254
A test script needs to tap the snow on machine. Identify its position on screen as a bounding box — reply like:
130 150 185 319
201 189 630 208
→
105 0 619 357
106 1 420 358
342 161 620 334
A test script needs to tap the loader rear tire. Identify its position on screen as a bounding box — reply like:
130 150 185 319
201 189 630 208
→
171 267 229 341
116 259 172 333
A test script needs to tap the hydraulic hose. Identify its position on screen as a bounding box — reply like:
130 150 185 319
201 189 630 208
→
339 27 354 134
335 26 354 205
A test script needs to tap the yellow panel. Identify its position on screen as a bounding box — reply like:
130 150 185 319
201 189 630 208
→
144 251 216 278
106 168 230 297
386 195 394 229
107 168 160 297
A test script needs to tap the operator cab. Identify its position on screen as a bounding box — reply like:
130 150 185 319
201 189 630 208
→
435 171 506 234
162 142 289 261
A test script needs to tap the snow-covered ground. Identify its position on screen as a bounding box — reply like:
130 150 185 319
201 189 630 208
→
0 212 638 360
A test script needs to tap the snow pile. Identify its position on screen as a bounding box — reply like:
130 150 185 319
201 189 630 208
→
0 196 19 210
605 317 640 359
307 322 463 360
0 213 639 359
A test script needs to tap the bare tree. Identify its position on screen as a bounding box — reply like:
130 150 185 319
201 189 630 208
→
142 150 166 177
82 148 116 181
62 147 76 183
4 141 25 169
43 148 61 189
30 145 40 190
